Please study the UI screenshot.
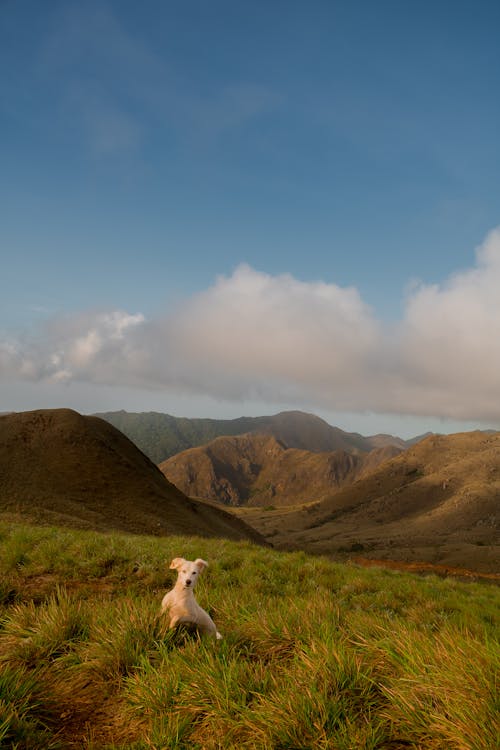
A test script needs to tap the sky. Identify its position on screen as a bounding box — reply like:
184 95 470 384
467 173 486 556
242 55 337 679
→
1 0 500 439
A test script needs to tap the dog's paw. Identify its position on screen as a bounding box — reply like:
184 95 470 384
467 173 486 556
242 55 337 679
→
216 631 223 640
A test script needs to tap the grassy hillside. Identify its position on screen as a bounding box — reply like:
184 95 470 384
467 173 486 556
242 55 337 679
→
0 521 498 749
0 409 263 544
159 433 401 506
95 410 404 464
239 431 500 573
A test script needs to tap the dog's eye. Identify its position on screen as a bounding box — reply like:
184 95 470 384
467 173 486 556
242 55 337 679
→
192 571 197 575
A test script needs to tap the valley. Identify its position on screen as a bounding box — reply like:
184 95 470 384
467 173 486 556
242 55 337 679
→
233 431 500 573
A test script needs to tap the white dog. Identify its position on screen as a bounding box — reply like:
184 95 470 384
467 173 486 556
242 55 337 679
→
161 557 222 639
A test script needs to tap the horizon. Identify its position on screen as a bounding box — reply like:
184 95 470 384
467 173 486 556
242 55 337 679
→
2 401 497 442
2 1 500 439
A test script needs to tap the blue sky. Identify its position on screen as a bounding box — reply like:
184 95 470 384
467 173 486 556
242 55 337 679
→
1 0 500 438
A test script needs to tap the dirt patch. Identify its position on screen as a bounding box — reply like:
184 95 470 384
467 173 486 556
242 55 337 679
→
352 556 500 583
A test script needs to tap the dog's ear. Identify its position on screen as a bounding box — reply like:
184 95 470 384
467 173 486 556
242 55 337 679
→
169 557 186 570
194 558 208 572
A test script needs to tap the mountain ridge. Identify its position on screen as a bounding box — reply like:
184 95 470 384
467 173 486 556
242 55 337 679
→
94 409 409 463
159 432 402 507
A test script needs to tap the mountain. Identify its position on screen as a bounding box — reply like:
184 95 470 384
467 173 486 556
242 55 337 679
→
404 431 434 447
94 409 406 463
240 431 500 572
0 409 264 543
365 433 408 450
159 433 402 507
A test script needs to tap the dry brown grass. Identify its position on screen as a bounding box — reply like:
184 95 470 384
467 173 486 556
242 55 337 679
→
232 432 500 573
0 409 263 544
159 431 401 506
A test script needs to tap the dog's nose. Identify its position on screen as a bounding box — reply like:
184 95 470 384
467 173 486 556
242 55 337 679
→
185 579 191 586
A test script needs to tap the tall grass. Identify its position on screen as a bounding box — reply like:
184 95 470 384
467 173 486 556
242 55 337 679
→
0 665 58 749
0 521 498 749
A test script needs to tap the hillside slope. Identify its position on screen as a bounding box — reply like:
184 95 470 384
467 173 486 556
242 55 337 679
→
0 409 263 543
1 521 497 749
238 431 500 572
95 409 406 463
159 433 401 506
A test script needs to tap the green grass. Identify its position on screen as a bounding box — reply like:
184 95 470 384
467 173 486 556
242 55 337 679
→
0 521 498 749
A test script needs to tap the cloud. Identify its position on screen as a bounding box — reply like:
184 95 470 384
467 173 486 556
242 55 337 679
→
395 227 500 419
0 311 145 384
2 228 500 422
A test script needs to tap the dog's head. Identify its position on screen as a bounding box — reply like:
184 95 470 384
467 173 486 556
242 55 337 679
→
169 557 208 589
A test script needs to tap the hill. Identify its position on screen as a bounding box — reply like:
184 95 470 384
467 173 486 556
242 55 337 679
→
94 409 406 463
159 432 402 506
0 521 498 749
236 431 500 572
0 409 263 543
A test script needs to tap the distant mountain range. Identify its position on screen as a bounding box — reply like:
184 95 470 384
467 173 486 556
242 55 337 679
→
0 409 263 543
159 433 402 506
94 409 410 464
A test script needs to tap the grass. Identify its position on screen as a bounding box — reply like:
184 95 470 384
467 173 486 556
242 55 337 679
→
0 521 498 749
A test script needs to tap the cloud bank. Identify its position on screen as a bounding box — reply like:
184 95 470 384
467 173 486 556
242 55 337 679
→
2 228 500 422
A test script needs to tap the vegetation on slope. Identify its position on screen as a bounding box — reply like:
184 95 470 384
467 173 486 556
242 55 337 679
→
0 409 262 543
95 410 405 464
241 431 500 573
0 522 498 749
159 432 401 506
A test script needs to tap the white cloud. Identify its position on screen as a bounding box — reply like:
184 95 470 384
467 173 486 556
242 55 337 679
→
165 265 382 397
2 228 500 422
395 227 500 419
0 311 145 384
